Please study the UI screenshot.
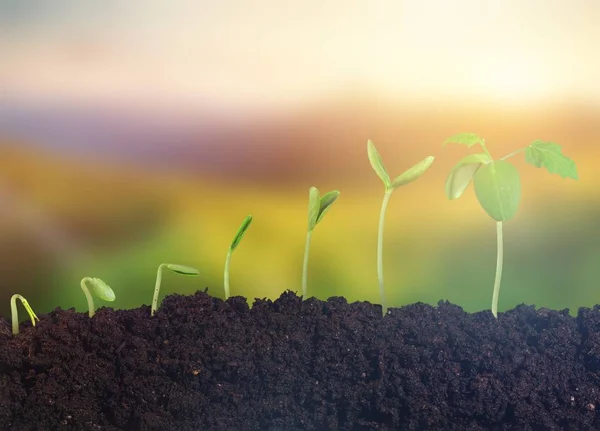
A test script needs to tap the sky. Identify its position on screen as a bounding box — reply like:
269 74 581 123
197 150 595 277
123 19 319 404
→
1 0 600 111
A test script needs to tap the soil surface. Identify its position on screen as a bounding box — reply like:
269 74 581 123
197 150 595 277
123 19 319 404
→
1 290 600 430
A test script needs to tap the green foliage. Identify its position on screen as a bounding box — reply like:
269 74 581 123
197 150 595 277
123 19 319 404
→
303 187 340 298
80 277 115 318
443 133 578 318
368 140 435 313
10 294 39 335
224 215 253 299
151 263 199 316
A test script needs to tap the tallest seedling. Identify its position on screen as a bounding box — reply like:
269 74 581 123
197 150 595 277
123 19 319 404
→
443 133 578 318
367 140 435 313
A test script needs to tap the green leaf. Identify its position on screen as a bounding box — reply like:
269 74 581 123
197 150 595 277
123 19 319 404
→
165 264 200 276
445 153 491 200
308 187 340 231
316 190 340 224
367 140 391 188
525 140 579 180
230 214 253 251
442 133 485 148
473 160 521 222
391 156 435 189
89 278 116 302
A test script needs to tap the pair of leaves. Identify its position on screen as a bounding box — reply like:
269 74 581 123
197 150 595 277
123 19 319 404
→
308 187 340 232
230 215 253 252
367 140 435 191
444 133 578 222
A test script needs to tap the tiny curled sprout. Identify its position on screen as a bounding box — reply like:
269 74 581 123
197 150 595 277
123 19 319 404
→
10 294 39 336
151 263 199 316
80 277 115 318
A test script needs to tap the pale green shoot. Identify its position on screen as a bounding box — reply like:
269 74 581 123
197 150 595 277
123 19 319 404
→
224 214 253 300
443 133 578 318
10 294 39 335
302 187 340 298
368 140 435 313
80 277 115 318
151 264 199 316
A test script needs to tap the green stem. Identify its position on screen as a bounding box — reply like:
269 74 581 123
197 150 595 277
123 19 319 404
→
479 140 494 160
224 250 232 300
377 190 393 314
491 221 504 318
500 148 525 161
302 230 312 298
151 264 165 317
80 277 97 318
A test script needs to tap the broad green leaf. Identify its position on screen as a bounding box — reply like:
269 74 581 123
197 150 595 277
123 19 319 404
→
473 160 521 222
89 278 116 302
230 214 253 251
307 186 321 231
445 153 491 200
391 156 435 189
367 140 391 188
166 264 200 276
442 133 485 148
525 141 579 180
315 190 340 225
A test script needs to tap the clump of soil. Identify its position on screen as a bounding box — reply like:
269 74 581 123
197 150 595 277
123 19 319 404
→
1 290 600 430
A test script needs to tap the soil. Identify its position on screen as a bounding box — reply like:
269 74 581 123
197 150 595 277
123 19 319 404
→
1 290 600 430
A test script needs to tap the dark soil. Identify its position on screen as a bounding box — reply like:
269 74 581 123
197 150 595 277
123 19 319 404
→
2 290 600 430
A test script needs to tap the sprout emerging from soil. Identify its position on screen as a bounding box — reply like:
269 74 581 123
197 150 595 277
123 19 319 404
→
302 186 340 298
367 140 435 313
10 294 40 335
80 277 115 318
224 214 253 300
443 133 578 318
151 263 199 316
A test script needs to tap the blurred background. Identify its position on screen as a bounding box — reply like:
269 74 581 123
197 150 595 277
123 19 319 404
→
1 0 599 320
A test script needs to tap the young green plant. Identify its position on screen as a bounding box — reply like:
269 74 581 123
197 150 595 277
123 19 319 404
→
151 263 199 316
302 187 340 298
80 277 115 318
10 294 39 335
367 140 435 313
224 214 253 300
443 133 578 318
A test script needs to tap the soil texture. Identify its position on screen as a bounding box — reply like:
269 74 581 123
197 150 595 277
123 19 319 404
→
2 290 600 430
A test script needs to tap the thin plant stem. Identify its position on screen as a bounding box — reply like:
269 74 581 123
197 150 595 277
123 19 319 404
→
491 221 504 318
224 250 232 300
151 264 165 317
302 230 312 298
500 148 525 161
80 277 97 318
377 190 393 313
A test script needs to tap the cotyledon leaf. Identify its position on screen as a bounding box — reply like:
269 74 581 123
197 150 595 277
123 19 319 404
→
445 153 491 200
230 215 253 251
391 156 435 189
367 140 391 189
307 187 340 231
442 133 485 148
473 160 521 222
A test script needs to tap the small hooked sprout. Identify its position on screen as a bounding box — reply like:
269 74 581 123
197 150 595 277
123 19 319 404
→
302 186 340 299
367 140 435 314
151 263 199 316
224 214 253 300
80 277 115 318
10 294 40 335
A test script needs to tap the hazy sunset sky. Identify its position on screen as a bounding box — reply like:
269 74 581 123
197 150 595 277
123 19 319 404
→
2 0 599 111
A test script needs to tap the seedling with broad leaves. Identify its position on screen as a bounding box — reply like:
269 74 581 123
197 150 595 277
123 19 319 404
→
224 214 253 299
302 187 340 298
443 133 578 318
367 140 435 313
